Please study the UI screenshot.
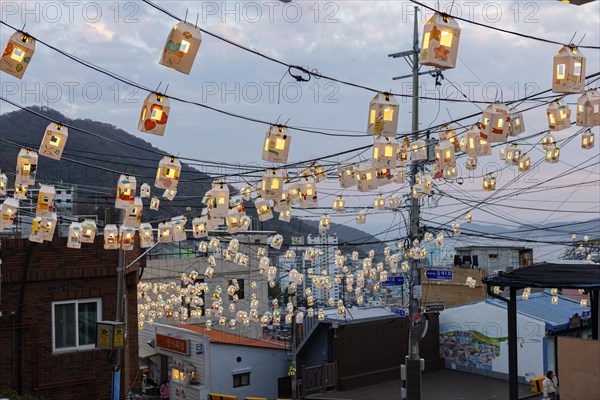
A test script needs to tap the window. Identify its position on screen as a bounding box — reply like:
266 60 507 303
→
52 299 101 352
229 279 245 300
488 254 498 259
233 372 250 388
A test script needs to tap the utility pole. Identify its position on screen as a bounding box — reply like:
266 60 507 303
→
113 209 125 400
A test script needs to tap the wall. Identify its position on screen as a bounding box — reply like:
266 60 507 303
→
0 237 141 400
420 267 487 308
455 247 532 273
209 343 289 400
557 336 600 400
440 301 545 382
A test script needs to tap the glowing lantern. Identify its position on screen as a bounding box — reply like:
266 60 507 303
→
444 163 457 179
226 209 241 234
158 221 173 243
159 20 202 74
262 125 291 163
0 31 35 79
576 89 600 127
541 134 555 150
518 155 531 172
29 213 56 243
338 163 356 189
439 125 461 152
582 130 595 149
481 103 510 142
505 144 521 166
0 172 6 196
163 189 177 201
419 13 461 69
36 184 55 217
376 167 393 186
15 148 38 187
12 184 26 200
119 226 135 251
67 222 82 249
0 198 18 231
367 92 399 135
170 217 186 242
80 219 97 244
389 195 400 209
333 196 345 212
279 206 292 222
320 214 331 229
466 213 473 223
255 198 273 221
411 139 427 161
374 195 385 210
356 210 367 225
270 234 283 250
138 93 170 136
286 183 301 205
397 144 410 167
39 123 68 160
208 182 228 217
150 196 160 210
545 144 560 163
552 296 558 305
155 156 181 190
355 162 378 192
372 136 398 169
104 225 119 249
230 196 246 216
460 126 488 157
434 140 455 169
483 174 496 191
140 183 151 198
298 178 318 208
547 101 571 131
115 175 137 209
509 109 525 136
261 169 285 200
123 197 143 228
552 45 586 94
240 215 251 230
192 217 208 238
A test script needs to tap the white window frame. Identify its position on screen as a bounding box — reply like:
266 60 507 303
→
51 298 102 353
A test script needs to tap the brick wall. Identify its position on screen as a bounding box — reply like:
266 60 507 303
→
0 237 143 400
420 267 487 308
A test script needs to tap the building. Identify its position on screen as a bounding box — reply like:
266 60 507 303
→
0 237 142 399
139 322 289 400
305 232 340 302
439 293 591 382
419 267 488 309
454 246 533 273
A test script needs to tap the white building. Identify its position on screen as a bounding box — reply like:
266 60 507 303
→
454 246 533 274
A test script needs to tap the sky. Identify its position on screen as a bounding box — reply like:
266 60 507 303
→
0 0 599 245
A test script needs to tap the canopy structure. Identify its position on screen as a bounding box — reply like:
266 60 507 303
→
483 262 600 400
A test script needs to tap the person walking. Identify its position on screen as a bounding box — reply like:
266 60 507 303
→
543 370 558 400
160 380 170 400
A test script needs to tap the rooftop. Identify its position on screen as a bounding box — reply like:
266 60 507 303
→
323 306 398 324
172 324 288 350
483 261 600 289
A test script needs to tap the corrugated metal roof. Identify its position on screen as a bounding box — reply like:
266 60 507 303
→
487 292 590 331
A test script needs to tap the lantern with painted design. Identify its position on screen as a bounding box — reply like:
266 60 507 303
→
367 92 399 135
192 217 208 238
481 103 510 142
67 222 82 249
119 226 135 251
270 234 284 250
298 178 318 208
155 156 181 190
509 109 525 136
372 136 398 169
320 214 331 230
240 215 251 231
505 144 521 166
230 196 246 216
36 184 55 217
518 155 531 172
261 169 285 200
338 163 356 189
262 125 291 163
582 130 595 149
138 93 170 136
39 123 68 160
541 134 555 150
545 144 560 163
444 163 458 179
461 125 486 157
140 183 151 198
15 149 38 187
374 195 385 210
171 217 187 242
553 45 586 94
390 168 405 184
279 206 292 222
397 143 410 167
116 175 137 209
0 198 18 231
483 174 496 191
355 162 377 192
389 195 400 209
150 196 160 211
123 197 143 228
333 196 345 212
78 219 97 244
104 225 119 249
376 167 393 186
419 13 461 69
255 198 273 221
356 210 367 225
439 125 461 152
411 139 427 161
0 31 35 79
159 20 202 74
29 213 56 243
226 209 241 234
547 101 571 131
576 89 600 127
434 140 455 169
0 172 6 196
158 221 173 243
209 182 229 217
163 188 177 201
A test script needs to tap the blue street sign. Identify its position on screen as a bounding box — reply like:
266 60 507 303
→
196 343 204 355
382 276 405 287
394 308 407 317
425 269 453 281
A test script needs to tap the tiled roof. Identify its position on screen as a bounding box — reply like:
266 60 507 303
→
172 324 288 350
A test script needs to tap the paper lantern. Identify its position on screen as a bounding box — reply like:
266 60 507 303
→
230 196 246 216
15 148 38 187
333 196 345 212
439 125 461 152
240 184 252 201
36 184 55 217
481 103 510 142
159 20 202 74
255 198 273 221
466 214 473 223
374 195 385 210
155 156 181 190
261 169 285 200
545 144 560 163
393 167 406 184
104 225 119 249
115 175 137 209
67 223 82 249
576 89 600 127
338 163 356 189
298 178 318 208
240 215 251 230
355 162 377 192
123 197 143 228
461 125 486 157
119 226 135 251
389 195 400 209
80 219 97 244
279 206 292 222
158 221 173 243
541 134 555 150
29 213 57 243
356 210 367 225
262 125 291 163
138 93 170 136
518 155 531 172
211 182 229 217
411 139 427 161
465 156 478 171
483 174 496 191
302 163 326 183
397 144 410 167
150 196 160 210
434 140 456 169
270 234 284 250
320 214 331 230
163 188 177 201
419 13 461 69
376 167 393 186
553 45 586 94
509 109 525 136
171 217 187 242
582 130 595 149
372 136 398 169
444 163 458 179
0 172 6 196
192 217 208 238
0 198 19 230
547 101 571 131
39 123 68 160
226 209 241 234
0 31 35 79
140 183 151 198
367 92 399 135
505 144 521 166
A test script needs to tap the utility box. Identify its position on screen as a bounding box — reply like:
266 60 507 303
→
531 376 545 392
96 321 125 350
